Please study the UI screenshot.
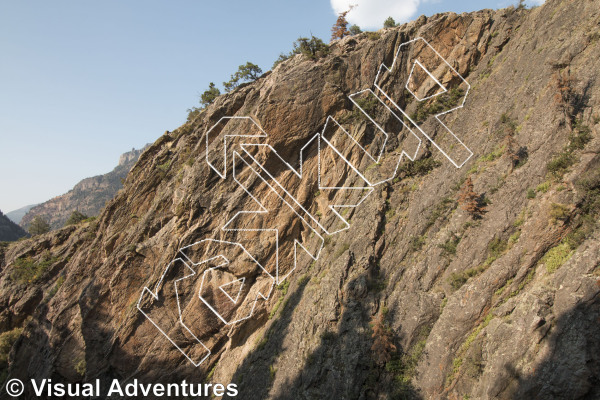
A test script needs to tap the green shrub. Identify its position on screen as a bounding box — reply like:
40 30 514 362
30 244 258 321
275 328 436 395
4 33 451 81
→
488 237 508 258
65 210 88 226
536 181 550 193
398 157 441 178
577 173 600 217
449 266 485 290
385 327 429 396
410 235 426 251
550 203 570 222
0 327 23 382
351 95 380 122
569 121 592 151
527 188 536 199
411 88 464 124
547 152 575 178
334 242 350 259
11 253 58 284
367 32 381 41
75 357 86 377
157 159 171 174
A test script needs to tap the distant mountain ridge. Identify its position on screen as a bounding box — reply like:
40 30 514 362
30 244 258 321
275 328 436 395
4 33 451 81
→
5 204 38 225
20 145 150 230
0 210 27 241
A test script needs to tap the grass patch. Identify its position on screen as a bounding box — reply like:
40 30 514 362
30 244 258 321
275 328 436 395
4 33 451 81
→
513 208 527 227
334 242 350 259
269 297 285 319
446 313 494 386
448 237 508 290
269 365 277 380
494 278 514 296
536 181 551 193
48 276 65 298
277 280 290 295
542 242 574 273
508 230 521 245
410 235 427 252
449 266 486 290
157 159 171 173
439 234 460 257
425 197 455 229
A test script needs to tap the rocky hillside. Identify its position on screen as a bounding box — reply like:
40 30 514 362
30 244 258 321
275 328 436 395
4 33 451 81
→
1 1 599 399
0 211 27 242
20 145 150 230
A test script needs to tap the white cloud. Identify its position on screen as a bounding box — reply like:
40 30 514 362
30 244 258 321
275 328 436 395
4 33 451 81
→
330 0 421 30
528 0 546 5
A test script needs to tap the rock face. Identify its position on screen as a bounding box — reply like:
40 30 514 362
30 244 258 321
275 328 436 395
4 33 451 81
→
0 211 27 242
1 1 600 399
19 146 150 230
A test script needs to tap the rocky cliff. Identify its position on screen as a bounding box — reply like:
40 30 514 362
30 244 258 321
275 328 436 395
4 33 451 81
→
19 146 150 231
1 1 599 399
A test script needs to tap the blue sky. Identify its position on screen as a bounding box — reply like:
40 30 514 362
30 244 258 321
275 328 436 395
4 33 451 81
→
0 0 542 213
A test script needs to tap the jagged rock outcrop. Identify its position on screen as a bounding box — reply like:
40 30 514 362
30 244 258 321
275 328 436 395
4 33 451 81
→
19 146 150 230
0 211 27 242
0 1 599 399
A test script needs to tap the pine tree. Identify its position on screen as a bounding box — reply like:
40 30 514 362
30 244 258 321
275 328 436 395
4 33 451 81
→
384 16 397 28
28 216 50 235
331 6 354 40
349 24 362 35
458 177 484 217
292 36 329 60
553 69 576 123
223 62 263 93
200 82 221 107
504 134 520 168
371 312 396 365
